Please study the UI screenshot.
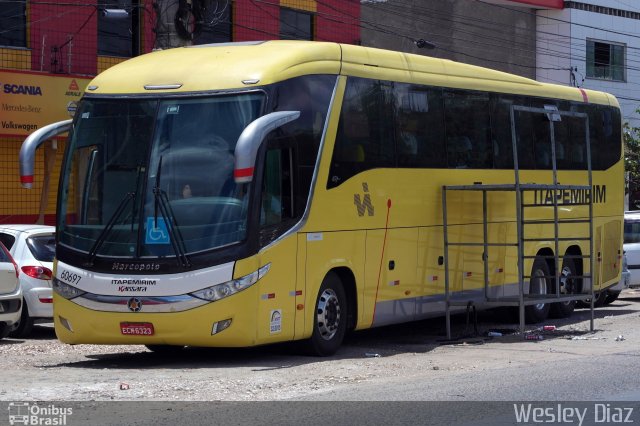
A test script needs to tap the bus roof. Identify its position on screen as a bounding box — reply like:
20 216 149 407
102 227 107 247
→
87 40 617 107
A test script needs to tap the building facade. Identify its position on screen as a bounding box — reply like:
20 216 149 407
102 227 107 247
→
535 0 640 125
360 0 542 79
0 0 360 224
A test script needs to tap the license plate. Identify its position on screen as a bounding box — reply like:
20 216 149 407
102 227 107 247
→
120 322 154 336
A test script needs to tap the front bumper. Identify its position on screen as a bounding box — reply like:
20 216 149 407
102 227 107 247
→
23 286 53 318
0 287 22 326
53 286 259 347
628 268 640 289
609 270 630 292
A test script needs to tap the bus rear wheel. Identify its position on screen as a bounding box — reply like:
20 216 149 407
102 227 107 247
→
577 291 607 308
550 258 577 318
525 258 551 323
604 291 621 305
306 272 347 357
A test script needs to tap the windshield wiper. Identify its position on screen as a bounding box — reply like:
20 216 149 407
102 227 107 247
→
153 156 191 268
85 192 135 267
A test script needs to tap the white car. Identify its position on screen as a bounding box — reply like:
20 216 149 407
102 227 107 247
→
624 211 640 290
0 225 55 337
0 241 22 339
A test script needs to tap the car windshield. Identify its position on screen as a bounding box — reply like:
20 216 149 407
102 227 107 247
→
58 93 264 258
26 235 56 262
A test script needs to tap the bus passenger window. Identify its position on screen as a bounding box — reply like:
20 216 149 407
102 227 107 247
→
328 77 395 188
444 90 492 169
394 84 446 168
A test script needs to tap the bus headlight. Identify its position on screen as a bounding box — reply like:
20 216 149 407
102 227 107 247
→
53 278 86 300
191 263 271 302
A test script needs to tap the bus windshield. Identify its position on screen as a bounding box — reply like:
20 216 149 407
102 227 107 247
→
58 93 264 259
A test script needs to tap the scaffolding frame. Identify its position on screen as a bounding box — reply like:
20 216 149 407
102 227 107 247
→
443 105 596 339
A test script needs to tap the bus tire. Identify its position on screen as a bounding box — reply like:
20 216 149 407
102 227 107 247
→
550 258 577 318
604 291 621 305
307 272 347 357
577 291 607 308
525 257 551 323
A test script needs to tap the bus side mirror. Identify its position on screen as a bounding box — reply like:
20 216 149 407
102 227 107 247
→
233 111 299 183
19 119 72 189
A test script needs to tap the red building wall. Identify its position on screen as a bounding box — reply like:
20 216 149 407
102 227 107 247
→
234 0 281 41
317 1 360 44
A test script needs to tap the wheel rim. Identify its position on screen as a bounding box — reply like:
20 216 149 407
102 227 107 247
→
559 265 576 305
532 267 548 311
316 288 341 341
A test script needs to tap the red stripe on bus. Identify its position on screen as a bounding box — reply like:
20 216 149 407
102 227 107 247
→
234 167 254 178
579 88 588 103
20 175 34 184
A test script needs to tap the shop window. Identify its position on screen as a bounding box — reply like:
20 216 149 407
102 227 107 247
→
0 2 26 47
193 0 232 44
98 0 137 57
280 8 313 40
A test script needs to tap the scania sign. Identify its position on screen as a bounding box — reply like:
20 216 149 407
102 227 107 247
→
2 83 43 96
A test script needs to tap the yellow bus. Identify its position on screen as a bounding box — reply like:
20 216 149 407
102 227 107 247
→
19 41 623 355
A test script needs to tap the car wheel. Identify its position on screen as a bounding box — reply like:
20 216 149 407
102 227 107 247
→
525 258 551 323
306 272 347 356
550 258 577 318
9 303 34 338
0 323 10 339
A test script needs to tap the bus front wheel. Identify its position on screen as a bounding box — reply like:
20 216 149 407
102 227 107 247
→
307 272 347 357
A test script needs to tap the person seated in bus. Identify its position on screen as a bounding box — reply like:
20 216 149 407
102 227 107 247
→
448 131 473 168
398 116 419 158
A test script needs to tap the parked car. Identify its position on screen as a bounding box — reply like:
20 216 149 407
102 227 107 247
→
624 211 640 290
0 225 55 337
602 251 630 305
0 241 22 339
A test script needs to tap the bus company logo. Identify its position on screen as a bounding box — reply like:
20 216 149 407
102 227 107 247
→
111 262 160 271
532 184 606 206
2 83 42 96
127 298 142 312
8 402 72 425
354 182 375 217
65 79 81 97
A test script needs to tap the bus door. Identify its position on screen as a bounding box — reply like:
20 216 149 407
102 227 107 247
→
255 147 299 342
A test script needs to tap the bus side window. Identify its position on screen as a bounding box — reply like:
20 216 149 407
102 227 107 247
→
328 77 394 188
394 84 446 168
444 90 492 169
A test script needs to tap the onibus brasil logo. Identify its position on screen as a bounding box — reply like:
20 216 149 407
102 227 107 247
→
8 402 72 425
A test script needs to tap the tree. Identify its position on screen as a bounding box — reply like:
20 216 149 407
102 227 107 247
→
624 117 640 210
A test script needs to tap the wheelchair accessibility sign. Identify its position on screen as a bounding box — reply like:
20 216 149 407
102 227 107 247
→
145 217 170 244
